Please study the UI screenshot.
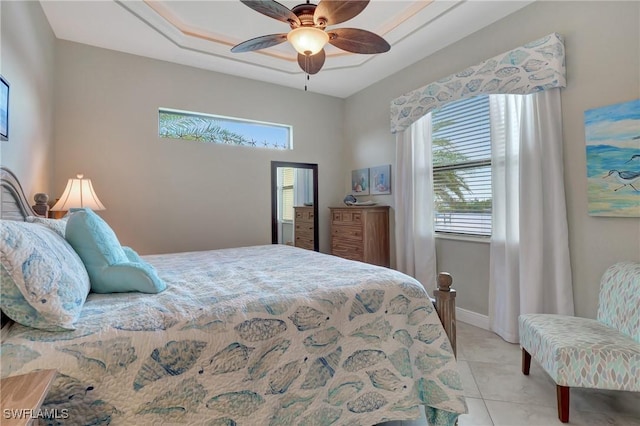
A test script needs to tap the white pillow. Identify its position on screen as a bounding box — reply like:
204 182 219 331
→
0 220 90 330
26 215 70 238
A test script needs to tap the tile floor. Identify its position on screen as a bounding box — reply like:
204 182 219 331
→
383 321 640 426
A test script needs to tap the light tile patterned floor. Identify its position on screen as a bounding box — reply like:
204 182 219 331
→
381 321 640 426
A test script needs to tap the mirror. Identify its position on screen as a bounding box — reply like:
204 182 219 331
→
271 161 319 251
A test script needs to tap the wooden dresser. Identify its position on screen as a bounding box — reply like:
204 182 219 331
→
293 206 315 250
329 205 390 267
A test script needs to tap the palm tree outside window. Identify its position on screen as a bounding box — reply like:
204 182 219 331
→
158 108 292 150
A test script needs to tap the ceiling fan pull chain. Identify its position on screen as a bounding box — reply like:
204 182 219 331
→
304 55 309 91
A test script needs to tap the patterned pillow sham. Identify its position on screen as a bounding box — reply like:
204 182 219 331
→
0 220 90 330
26 215 70 238
0 263 61 330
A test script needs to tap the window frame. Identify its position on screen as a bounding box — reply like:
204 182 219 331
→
158 108 292 150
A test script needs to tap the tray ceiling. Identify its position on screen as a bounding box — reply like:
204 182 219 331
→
40 0 534 98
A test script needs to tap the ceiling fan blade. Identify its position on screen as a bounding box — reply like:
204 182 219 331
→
328 28 390 54
297 50 326 75
231 34 288 53
240 0 300 26
314 0 369 26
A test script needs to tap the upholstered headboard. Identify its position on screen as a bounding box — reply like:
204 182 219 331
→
0 166 40 329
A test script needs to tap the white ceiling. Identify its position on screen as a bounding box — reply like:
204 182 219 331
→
40 0 534 98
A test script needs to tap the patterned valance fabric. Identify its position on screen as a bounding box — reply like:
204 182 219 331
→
390 33 566 133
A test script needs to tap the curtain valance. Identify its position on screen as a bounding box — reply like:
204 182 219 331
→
390 33 566 134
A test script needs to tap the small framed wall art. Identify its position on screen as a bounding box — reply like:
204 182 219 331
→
0 76 8 141
351 168 370 195
370 164 391 195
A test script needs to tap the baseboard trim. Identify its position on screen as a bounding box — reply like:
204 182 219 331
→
456 307 490 330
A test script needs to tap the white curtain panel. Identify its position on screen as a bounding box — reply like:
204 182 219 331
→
394 115 438 294
489 89 575 343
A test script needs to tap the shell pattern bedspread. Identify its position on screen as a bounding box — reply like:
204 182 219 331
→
1 245 467 425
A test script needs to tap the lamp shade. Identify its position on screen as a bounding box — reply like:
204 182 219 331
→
51 174 106 211
287 27 329 56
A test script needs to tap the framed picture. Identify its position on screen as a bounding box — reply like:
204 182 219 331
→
351 168 370 195
585 98 640 217
370 164 391 195
0 76 8 141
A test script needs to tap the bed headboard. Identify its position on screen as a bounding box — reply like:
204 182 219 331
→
0 166 39 329
1 167 38 221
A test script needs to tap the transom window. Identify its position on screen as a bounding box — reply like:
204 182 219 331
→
158 108 292 150
432 95 492 236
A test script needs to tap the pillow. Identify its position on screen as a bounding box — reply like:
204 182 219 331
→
65 209 166 294
123 246 142 263
0 220 91 330
26 215 70 238
1 264 62 330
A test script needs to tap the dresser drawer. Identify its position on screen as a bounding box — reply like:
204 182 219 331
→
295 227 313 240
331 225 362 240
295 234 314 249
332 210 362 225
331 241 364 262
295 222 314 233
295 209 315 222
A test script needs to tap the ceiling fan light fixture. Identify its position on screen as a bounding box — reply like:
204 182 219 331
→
287 27 329 56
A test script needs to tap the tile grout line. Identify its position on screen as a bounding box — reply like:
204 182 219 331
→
464 357 496 426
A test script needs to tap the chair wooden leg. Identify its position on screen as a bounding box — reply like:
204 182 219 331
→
556 385 570 423
522 348 531 375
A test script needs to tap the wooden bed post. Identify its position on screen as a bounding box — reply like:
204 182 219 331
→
434 272 457 357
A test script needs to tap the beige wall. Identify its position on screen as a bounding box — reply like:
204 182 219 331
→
53 41 346 255
344 1 640 319
0 1 55 198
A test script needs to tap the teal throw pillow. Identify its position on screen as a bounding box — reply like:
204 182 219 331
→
123 246 143 263
65 209 166 294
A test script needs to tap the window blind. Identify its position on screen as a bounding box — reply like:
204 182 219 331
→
432 95 492 236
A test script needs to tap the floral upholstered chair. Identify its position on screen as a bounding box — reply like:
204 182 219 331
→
518 262 640 423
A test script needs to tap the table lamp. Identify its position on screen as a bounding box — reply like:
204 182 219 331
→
51 174 106 212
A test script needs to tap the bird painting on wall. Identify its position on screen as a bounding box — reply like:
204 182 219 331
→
603 170 640 192
624 154 640 163
585 99 639 216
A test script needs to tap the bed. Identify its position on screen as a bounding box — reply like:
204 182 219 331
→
0 167 467 425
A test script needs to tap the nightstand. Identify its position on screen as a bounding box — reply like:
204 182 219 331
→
1 370 57 426
48 211 66 219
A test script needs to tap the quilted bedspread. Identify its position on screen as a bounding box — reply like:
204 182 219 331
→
1 245 467 425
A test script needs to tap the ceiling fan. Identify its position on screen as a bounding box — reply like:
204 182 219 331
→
231 0 391 75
